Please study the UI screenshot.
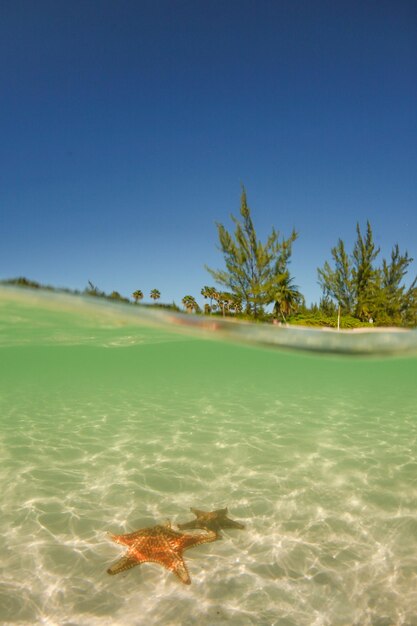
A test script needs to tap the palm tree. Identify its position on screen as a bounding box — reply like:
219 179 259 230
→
232 296 243 315
182 295 198 313
272 274 303 322
222 292 235 316
201 286 217 312
132 289 144 304
215 291 234 317
212 290 223 316
150 289 161 303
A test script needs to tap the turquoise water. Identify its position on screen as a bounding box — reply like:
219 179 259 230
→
1 288 417 626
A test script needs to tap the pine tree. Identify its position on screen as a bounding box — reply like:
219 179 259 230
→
352 221 380 320
378 245 416 324
317 238 355 314
318 222 416 325
206 187 298 317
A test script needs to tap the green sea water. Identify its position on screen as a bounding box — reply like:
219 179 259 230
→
1 288 417 626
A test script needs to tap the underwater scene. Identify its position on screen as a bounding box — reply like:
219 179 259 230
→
1 287 417 626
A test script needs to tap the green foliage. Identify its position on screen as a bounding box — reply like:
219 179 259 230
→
317 221 416 327
318 239 355 313
206 187 299 317
272 272 304 321
352 221 380 319
378 244 416 324
317 222 381 318
132 289 144 303
182 295 199 313
85 281 106 297
289 310 372 329
201 286 217 311
109 291 130 303
86 283 130 302
3 276 42 289
318 296 336 316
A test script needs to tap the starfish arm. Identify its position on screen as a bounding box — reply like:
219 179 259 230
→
107 556 140 575
108 528 156 546
137 554 191 585
181 508 244 532
121 529 151 540
181 530 218 551
107 532 135 546
190 508 207 516
223 519 245 530
177 520 199 531
172 558 191 585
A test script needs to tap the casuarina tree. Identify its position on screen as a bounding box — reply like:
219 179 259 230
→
206 187 298 317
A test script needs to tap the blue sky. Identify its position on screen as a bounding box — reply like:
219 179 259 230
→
1 0 416 307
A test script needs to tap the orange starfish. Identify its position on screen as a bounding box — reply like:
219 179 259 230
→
178 507 245 534
107 521 218 585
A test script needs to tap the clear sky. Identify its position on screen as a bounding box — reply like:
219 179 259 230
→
1 0 416 307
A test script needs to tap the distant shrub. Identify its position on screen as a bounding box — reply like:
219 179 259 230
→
3 276 41 289
288 312 372 329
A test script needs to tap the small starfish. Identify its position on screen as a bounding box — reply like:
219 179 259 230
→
106 521 218 585
178 507 245 534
